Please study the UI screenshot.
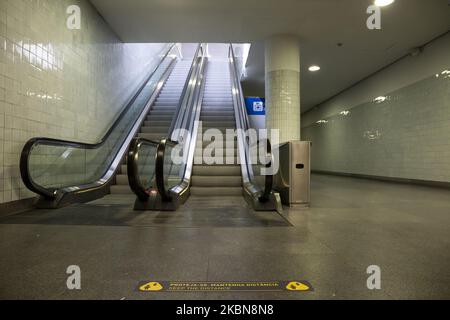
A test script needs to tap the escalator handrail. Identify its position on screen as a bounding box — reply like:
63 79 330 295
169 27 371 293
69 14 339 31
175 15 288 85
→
20 44 178 199
155 139 179 202
255 138 274 202
168 44 202 139
127 137 160 202
229 44 274 201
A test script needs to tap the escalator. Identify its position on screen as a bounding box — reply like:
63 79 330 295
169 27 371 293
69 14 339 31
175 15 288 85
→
127 44 207 210
110 59 192 194
128 44 282 213
20 44 198 208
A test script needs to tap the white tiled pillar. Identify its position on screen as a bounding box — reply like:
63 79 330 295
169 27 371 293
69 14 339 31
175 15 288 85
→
265 34 301 143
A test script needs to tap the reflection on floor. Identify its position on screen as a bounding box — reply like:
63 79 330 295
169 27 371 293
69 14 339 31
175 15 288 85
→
0 174 449 299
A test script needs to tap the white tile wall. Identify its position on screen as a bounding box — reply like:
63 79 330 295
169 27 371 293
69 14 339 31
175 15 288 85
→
302 72 450 182
0 0 170 204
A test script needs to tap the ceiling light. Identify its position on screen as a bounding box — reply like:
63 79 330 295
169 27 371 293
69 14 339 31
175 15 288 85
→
308 65 321 72
374 0 395 7
374 96 388 103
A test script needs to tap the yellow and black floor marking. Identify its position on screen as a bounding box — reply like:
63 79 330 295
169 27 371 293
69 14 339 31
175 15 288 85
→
138 280 313 292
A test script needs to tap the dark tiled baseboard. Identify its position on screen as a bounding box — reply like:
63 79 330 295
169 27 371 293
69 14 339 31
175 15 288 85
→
312 170 450 189
0 197 36 217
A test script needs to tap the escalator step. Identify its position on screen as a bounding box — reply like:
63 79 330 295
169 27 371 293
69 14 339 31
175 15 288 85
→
141 126 169 133
152 105 178 110
138 133 166 140
191 176 242 187
201 121 236 127
193 165 241 176
110 185 133 194
115 174 129 185
150 111 176 115
201 116 235 121
194 148 239 158
144 121 172 127
201 112 235 117
201 127 236 132
190 186 242 196
193 158 239 165
147 115 173 121
153 102 179 107
197 140 237 148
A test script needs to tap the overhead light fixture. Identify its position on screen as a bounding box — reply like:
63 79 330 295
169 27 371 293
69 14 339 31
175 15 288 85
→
373 96 387 103
374 0 394 7
308 65 321 72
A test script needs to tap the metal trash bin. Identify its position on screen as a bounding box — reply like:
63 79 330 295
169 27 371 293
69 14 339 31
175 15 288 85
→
274 141 311 207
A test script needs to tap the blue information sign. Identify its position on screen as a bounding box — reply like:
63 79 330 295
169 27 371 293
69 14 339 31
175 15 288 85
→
245 97 266 116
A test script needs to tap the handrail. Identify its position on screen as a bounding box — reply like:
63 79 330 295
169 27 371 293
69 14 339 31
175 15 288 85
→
155 139 179 202
168 44 202 139
256 138 274 202
127 138 160 201
229 44 275 204
20 44 178 206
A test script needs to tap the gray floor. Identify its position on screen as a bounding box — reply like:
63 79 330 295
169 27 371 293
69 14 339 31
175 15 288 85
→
0 174 449 300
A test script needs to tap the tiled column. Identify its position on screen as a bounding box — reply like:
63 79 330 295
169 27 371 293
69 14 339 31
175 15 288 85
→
265 34 301 143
